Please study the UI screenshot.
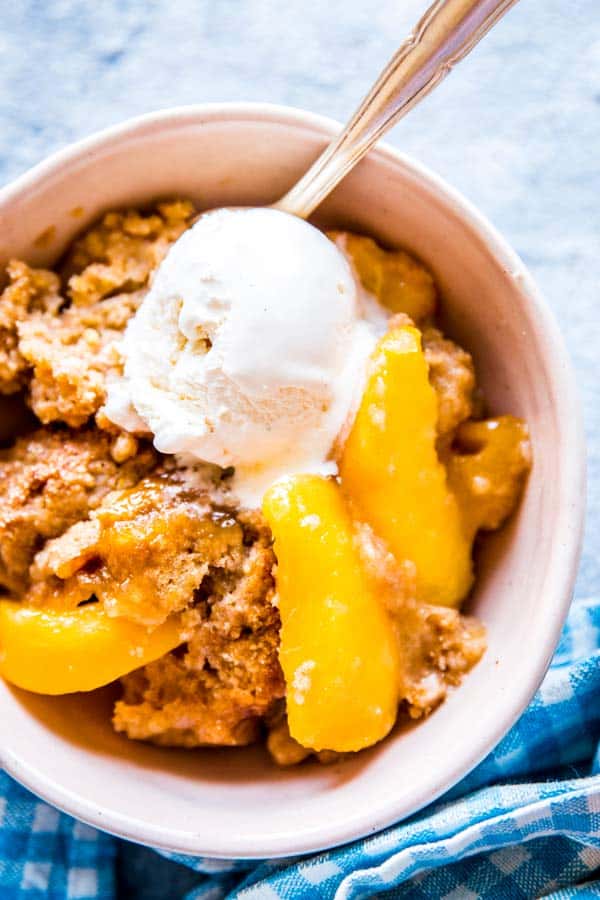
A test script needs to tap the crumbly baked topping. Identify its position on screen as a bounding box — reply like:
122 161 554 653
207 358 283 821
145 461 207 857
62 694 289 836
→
0 201 195 427
0 427 158 594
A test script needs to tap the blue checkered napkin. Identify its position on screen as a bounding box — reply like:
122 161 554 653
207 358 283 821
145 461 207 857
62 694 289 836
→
0 774 115 900
2 595 600 900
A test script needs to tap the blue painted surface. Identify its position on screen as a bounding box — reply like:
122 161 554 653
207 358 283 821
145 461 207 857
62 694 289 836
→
0 2 598 896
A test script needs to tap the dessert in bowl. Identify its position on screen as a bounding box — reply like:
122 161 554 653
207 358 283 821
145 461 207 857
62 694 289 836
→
0 105 584 857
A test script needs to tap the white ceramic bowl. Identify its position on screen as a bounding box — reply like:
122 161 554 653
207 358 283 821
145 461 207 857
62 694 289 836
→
0 104 585 859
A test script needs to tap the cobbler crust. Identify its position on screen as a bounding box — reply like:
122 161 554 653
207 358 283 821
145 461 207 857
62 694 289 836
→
0 427 158 594
0 201 195 427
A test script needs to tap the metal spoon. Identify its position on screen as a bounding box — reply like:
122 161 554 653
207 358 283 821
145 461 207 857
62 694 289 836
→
274 0 519 220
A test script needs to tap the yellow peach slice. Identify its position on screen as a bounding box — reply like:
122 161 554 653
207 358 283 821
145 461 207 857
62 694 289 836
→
340 322 473 607
446 416 531 535
0 601 184 695
331 231 436 323
263 474 400 753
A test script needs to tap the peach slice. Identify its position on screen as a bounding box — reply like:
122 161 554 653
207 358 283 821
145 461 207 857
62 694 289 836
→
0 601 185 695
446 416 531 534
340 322 473 607
263 474 400 753
331 232 436 323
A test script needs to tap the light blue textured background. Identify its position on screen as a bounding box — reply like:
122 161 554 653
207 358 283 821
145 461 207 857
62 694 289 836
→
0 3 598 895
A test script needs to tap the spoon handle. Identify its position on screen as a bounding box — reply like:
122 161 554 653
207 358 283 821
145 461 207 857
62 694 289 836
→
275 0 519 219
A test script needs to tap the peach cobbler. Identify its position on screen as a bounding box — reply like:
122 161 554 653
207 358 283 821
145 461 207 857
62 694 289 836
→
0 200 531 764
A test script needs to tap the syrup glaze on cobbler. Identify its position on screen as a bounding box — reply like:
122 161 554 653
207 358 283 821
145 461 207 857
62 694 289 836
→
0 201 530 764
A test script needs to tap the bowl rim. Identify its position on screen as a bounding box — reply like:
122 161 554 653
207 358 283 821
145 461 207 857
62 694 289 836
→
0 101 586 859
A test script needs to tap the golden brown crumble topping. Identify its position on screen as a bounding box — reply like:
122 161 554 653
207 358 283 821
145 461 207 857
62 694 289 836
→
422 326 477 447
0 427 157 594
0 261 62 395
63 201 196 305
115 603 284 747
0 201 196 427
24 469 285 748
18 290 144 427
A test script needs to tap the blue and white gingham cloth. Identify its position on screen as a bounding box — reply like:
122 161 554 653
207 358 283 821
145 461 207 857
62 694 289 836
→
2 594 600 900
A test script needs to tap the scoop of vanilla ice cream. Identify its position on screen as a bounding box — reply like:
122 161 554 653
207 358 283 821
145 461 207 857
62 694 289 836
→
105 207 386 505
